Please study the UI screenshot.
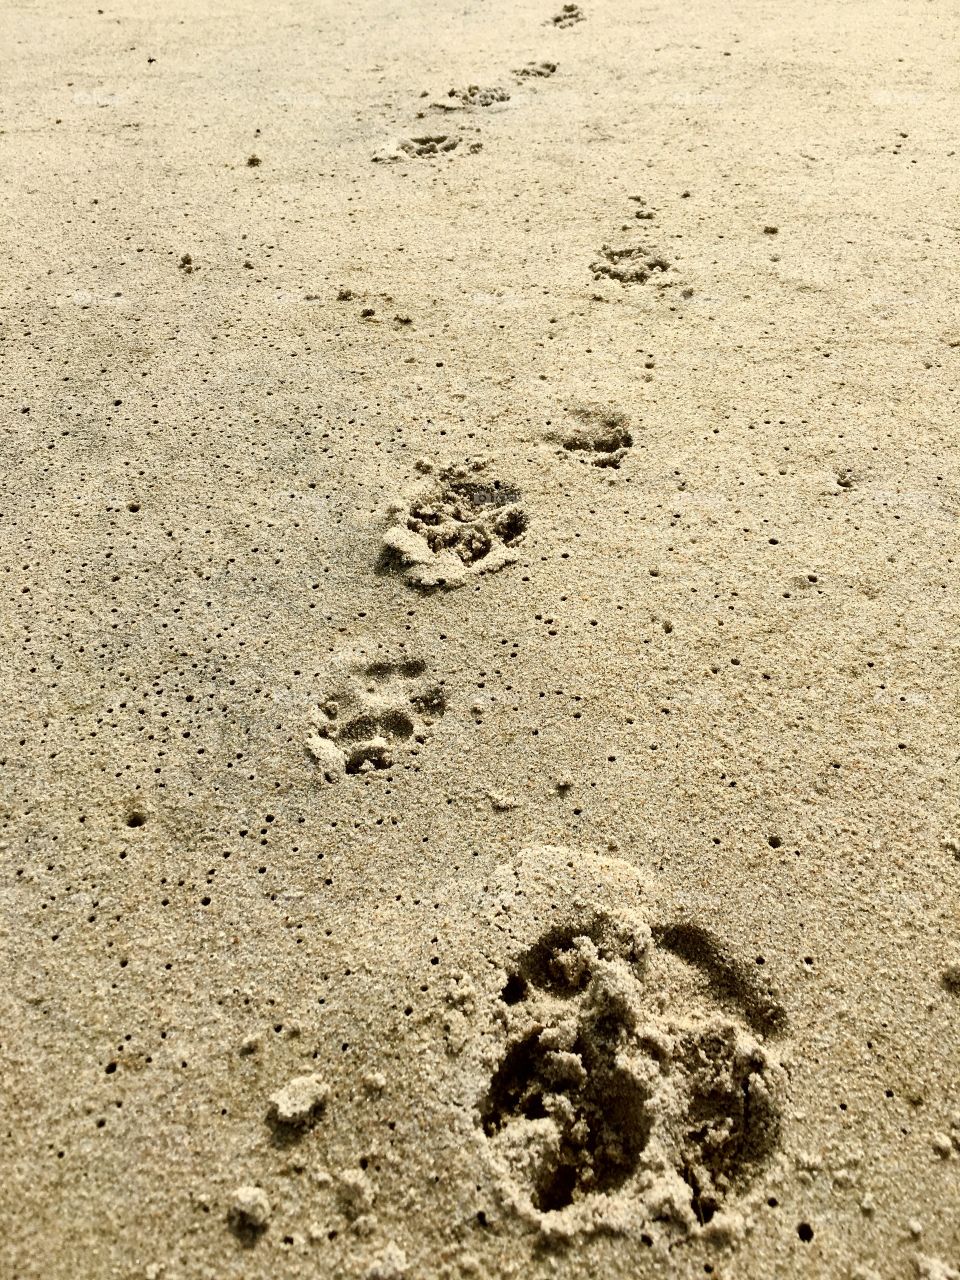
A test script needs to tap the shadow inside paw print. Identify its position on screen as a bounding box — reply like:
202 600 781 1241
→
480 911 785 1235
482 1015 649 1212
307 657 446 782
379 460 528 591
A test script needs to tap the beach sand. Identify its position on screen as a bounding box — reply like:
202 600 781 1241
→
1 0 959 1275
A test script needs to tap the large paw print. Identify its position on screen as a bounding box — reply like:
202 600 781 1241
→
379 459 528 591
479 911 785 1238
306 656 446 782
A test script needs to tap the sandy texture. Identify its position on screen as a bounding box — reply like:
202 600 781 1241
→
1 0 959 1276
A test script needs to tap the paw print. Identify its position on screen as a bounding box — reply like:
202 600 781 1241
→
480 910 785 1236
379 459 528 591
547 406 633 469
307 656 446 782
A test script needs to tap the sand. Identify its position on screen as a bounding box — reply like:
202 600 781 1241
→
1 0 959 1275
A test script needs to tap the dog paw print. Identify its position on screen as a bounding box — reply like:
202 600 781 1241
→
629 195 657 221
306 656 446 782
590 244 674 286
434 85 511 111
549 3 585 26
379 459 528 591
479 911 785 1237
373 133 483 162
399 134 461 157
513 61 558 80
547 406 633 469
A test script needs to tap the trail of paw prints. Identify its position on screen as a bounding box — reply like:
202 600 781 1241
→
590 195 691 298
372 7 576 164
378 458 528 592
371 83 505 163
306 654 446 782
478 902 786 1239
545 405 634 469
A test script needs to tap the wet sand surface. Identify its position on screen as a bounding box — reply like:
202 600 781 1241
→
1 0 959 1276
